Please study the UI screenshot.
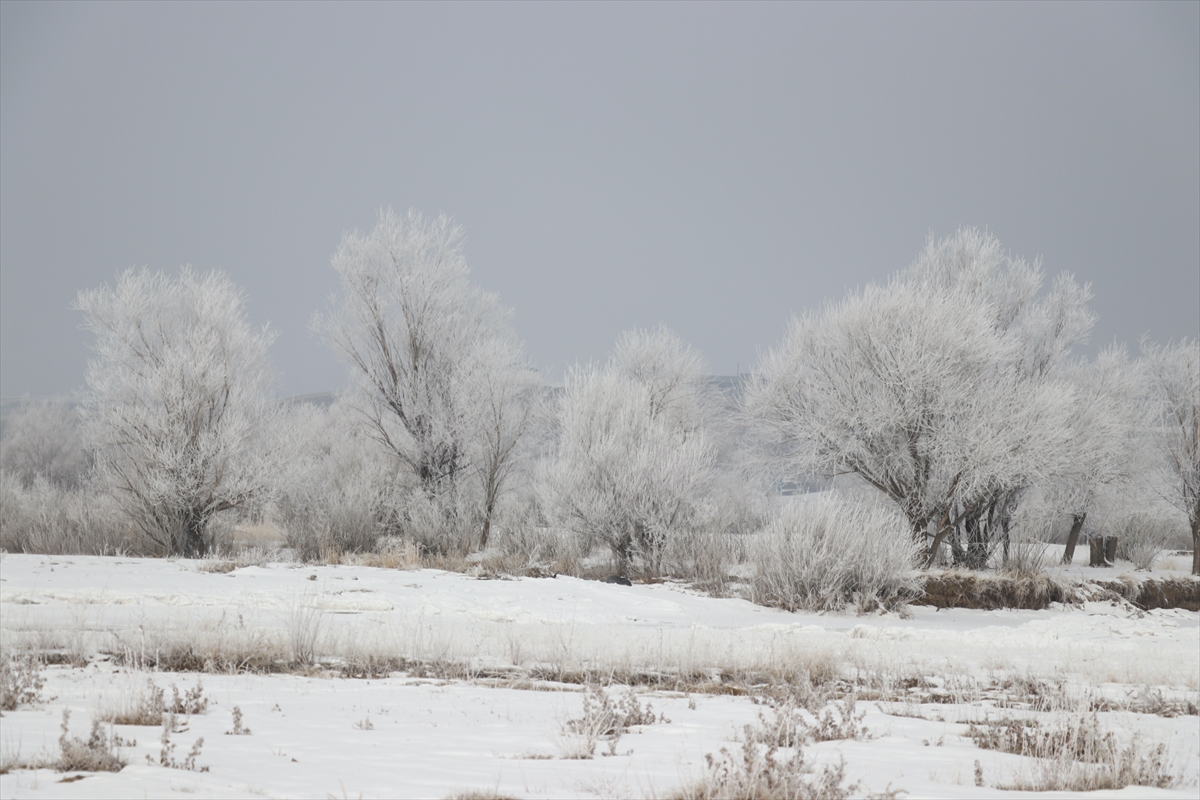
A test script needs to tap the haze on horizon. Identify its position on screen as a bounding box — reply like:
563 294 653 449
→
1 1 1197 398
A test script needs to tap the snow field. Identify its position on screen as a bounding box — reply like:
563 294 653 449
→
1 554 1198 798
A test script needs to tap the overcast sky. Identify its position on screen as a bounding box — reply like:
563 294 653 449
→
2 1 1197 397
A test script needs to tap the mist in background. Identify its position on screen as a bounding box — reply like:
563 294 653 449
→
2 1 1196 397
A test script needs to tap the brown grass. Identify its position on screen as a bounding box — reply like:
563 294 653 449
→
966 710 1178 791
914 570 1199 611
915 571 1079 610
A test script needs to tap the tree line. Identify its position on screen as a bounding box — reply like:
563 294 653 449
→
3 212 1197 579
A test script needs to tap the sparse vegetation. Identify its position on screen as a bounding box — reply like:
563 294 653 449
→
748 695 870 747
557 685 669 759
149 712 208 772
57 709 130 773
675 740 859 800
0 652 44 712
100 676 209 726
226 705 251 735
966 710 1178 791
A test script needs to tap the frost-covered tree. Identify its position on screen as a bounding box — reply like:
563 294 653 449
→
0 398 89 489
1051 346 1144 564
75 268 278 557
313 209 535 551
1142 339 1200 575
897 229 1095 564
540 326 719 576
745 231 1076 566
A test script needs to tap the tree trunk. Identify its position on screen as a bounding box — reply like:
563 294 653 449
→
613 529 633 579
1062 513 1087 565
966 512 988 570
1191 497 1200 576
479 496 495 551
925 523 952 568
183 511 207 558
1088 536 1104 567
479 514 492 551
1192 528 1199 577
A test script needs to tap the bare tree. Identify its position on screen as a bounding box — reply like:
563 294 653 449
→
75 267 278 557
539 326 719 576
0 398 89 489
313 208 535 552
1142 339 1200 575
745 231 1075 566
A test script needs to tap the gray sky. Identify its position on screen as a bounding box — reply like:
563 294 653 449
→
2 1 1197 397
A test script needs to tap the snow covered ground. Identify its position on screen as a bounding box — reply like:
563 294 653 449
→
1 554 1197 799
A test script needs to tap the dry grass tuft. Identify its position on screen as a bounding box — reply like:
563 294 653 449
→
966 710 1179 791
56 709 131 772
0 652 45 711
673 742 858 800
556 684 669 759
747 693 870 750
148 712 208 772
99 677 210 726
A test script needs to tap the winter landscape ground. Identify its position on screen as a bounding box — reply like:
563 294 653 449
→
1 551 1197 800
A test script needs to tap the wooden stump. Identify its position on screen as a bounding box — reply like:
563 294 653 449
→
1089 537 1105 567
1105 536 1119 565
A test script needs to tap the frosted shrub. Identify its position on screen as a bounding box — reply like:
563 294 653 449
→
0 472 133 555
279 469 394 561
274 401 397 560
0 398 89 489
1000 516 1053 578
1112 512 1174 571
751 495 920 613
539 326 721 577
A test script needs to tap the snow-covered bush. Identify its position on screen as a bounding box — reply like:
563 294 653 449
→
0 398 89 489
273 400 398 560
75 267 280 557
1112 512 1175 571
0 472 132 555
538 326 721 577
314 209 536 553
750 495 920 613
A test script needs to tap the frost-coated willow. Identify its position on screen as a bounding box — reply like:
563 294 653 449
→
745 229 1081 566
313 208 534 552
75 268 278 557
